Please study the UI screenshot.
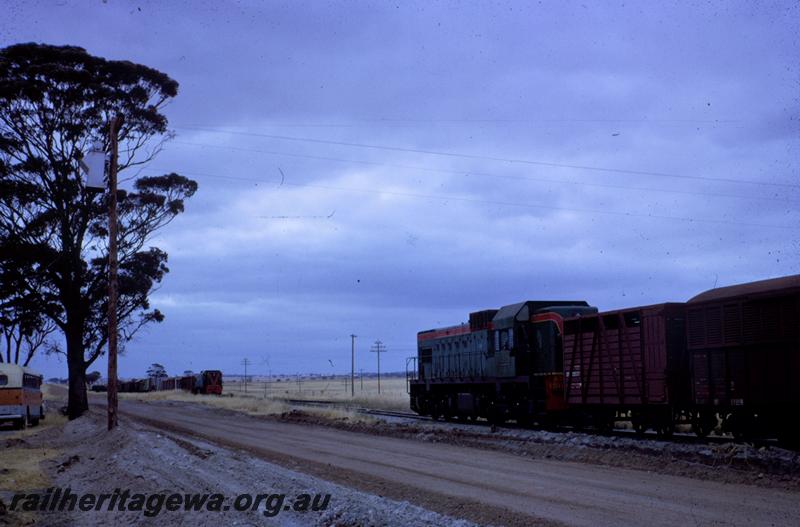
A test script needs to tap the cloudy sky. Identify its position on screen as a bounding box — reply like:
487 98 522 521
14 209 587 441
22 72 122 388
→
3 1 799 379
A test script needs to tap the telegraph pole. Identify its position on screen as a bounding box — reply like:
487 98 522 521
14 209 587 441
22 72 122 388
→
241 358 251 393
350 334 356 397
107 115 123 431
370 340 387 394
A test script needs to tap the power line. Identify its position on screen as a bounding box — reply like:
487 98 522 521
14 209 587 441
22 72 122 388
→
179 117 743 128
172 125 798 189
141 166 797 230
169 140 794 204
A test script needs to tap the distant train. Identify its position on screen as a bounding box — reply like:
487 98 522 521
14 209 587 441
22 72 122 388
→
407 275 800 445
116 370 223 395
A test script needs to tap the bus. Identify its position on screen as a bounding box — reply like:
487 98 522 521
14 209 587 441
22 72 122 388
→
0 363 45 430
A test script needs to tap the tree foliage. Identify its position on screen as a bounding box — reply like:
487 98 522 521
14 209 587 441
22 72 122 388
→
146 363 167 379
0 43 197 418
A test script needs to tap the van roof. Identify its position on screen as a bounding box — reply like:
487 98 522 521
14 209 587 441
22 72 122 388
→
688 274 800 304
0 363 43 376
0 363 42 386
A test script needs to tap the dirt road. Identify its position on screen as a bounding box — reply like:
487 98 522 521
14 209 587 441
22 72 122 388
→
116 399 798 526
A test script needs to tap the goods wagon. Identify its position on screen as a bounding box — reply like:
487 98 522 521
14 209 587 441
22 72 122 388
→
193 370 223 395
117 370 223 395
687 275 800 441
563 303 689 435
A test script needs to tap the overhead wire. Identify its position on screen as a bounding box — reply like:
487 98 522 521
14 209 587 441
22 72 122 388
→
170 139 794 204
171 125 799 189
141 166 796 230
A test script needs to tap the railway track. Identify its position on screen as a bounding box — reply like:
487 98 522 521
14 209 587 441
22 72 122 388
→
280 397 782 448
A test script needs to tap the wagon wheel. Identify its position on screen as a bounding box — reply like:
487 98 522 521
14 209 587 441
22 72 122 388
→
656 424 674 439
731 427 755 442
430 400 445 421
488 406 506 426
692 412 715 438
726 413 754 441
631 414 647 436
596 417 614 434
778 428 800 449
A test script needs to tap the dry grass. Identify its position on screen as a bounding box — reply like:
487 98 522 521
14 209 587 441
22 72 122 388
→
1 387 67 495
0 446 60 491
42 383 68 399
118 385 379 424
228 376 411 412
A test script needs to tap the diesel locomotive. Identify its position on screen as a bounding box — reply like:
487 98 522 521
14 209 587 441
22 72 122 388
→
407 275 800 444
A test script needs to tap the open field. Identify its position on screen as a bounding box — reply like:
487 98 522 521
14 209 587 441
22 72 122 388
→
216 375 410 411
116 385 380 424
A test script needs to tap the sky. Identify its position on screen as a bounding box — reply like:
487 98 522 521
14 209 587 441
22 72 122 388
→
2 0 799 379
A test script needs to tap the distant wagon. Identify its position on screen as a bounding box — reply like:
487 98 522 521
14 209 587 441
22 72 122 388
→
192 370 223 395
118 370 224 395
0 364 45 429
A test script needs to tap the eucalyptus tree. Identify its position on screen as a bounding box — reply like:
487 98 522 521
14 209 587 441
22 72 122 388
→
0 43 197 418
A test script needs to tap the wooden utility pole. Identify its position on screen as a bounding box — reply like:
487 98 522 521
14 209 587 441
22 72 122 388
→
350 334 356 397
370 340 387 394
241 358 251 393
107 115 123 431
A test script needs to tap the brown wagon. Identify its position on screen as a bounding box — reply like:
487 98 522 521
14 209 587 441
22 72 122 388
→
563 303 688 435
687 275 800 441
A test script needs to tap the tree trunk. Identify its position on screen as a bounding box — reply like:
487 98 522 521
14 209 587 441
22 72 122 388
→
66 326 88 419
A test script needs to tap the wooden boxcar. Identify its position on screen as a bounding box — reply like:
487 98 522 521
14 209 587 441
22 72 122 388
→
686 275 800 441
562 303 689 434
